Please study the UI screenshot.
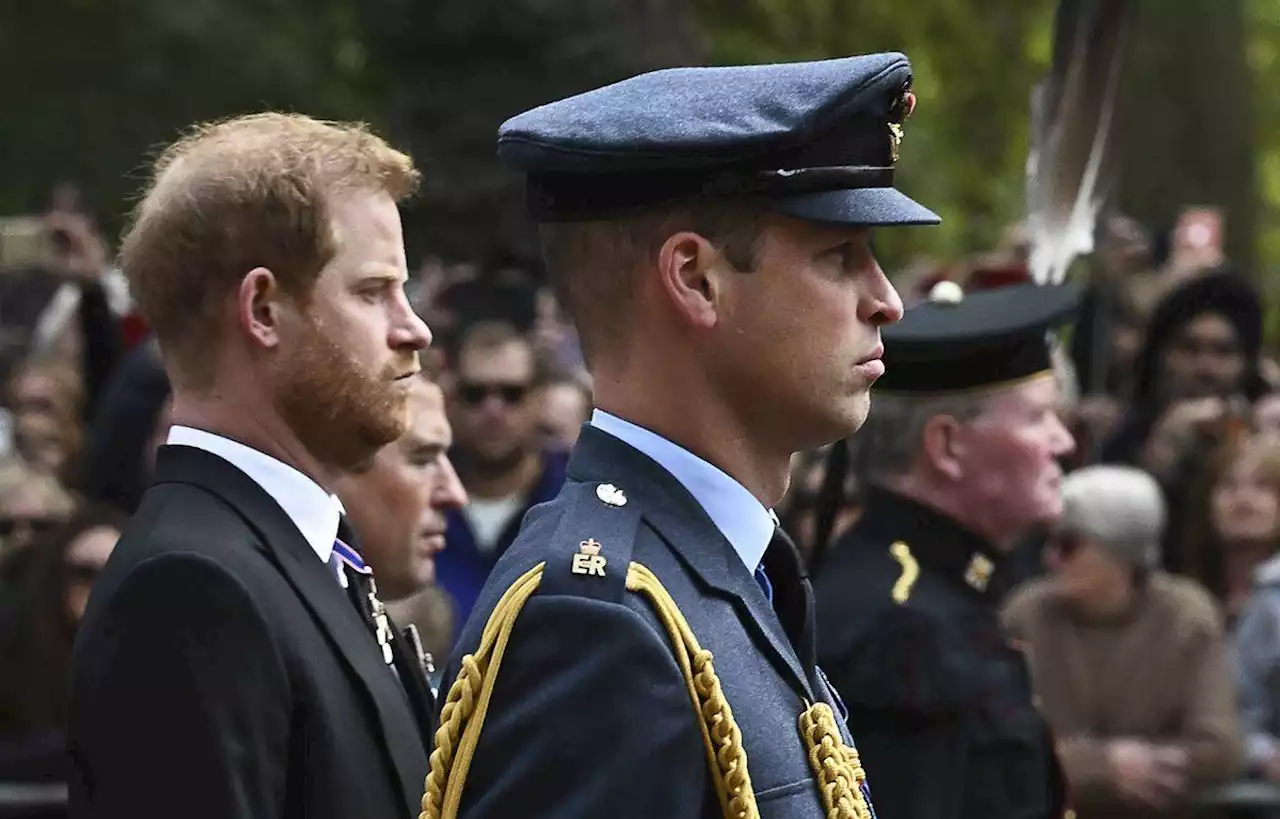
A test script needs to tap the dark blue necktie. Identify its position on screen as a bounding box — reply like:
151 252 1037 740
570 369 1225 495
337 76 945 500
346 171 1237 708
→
754 564 773 605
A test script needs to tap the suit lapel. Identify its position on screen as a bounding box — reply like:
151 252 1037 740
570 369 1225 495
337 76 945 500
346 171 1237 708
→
567 427 815 701
152 445 426 806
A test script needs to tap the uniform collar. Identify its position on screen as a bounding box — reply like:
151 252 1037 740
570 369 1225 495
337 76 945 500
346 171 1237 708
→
165 425 345 565
856 485 1006 601
588 409 776 572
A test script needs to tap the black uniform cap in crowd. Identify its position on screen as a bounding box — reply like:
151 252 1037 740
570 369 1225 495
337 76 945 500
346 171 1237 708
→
874 281 1083 395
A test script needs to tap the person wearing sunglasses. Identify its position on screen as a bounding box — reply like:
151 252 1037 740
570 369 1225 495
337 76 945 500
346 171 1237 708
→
435 320 570 641
1005 465 1242 818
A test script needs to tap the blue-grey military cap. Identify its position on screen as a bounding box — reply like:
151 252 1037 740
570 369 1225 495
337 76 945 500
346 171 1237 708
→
497 52 940 227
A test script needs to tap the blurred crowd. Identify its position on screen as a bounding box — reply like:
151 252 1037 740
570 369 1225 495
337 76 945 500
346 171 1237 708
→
1 190 1279 819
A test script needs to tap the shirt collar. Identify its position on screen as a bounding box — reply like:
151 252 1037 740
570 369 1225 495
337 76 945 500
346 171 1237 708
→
589 409 776 572
166 425 345 565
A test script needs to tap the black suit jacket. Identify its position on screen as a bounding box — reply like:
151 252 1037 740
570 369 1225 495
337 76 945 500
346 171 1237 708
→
439 425 858 818
67 444 433 819
813 486 1069 819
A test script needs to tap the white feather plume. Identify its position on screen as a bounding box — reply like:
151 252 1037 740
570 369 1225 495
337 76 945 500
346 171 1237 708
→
1025 0 1133 285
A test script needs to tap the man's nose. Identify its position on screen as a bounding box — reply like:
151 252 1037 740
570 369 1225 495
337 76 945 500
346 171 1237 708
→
860 259 904 326
391 291 433 352
432 454 468 510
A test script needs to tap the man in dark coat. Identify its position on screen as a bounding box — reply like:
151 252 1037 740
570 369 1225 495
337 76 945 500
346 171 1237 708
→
425 53 940 819
814 281 1081 819
67 113 436 819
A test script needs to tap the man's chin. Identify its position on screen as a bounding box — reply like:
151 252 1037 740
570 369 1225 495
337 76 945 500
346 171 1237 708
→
799 393 869 449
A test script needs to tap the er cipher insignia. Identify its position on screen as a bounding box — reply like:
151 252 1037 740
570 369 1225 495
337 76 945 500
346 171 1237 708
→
571 538 608 577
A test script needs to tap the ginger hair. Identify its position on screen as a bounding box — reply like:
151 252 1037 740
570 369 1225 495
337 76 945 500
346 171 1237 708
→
120 112 420 388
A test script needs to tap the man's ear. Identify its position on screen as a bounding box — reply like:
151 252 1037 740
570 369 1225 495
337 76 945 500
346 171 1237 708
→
655 231 726 330
919 414 969 482
237 267 285 349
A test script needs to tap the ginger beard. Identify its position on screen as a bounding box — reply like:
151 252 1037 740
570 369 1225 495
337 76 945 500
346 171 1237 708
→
274 314 413 472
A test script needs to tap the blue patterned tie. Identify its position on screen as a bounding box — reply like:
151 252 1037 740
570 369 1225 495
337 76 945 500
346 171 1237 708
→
754 564 773 605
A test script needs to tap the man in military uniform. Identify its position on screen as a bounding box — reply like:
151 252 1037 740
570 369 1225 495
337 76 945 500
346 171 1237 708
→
424 54 939 818
813 281 1080 819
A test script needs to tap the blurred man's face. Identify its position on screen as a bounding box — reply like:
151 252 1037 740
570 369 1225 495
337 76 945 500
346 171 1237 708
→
1161 312 1245 401
451 339 538 469
950 376 1076 548
338 381 466 601
536 382 590 451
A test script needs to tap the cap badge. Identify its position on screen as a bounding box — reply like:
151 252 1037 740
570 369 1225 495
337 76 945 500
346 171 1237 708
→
964 553 995 592
888 123 904 165
887 89 916 165
928 280 965 306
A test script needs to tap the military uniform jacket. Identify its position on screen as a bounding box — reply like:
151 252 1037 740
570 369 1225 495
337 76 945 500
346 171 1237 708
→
67 445 434 819
813 486 1068 819
438 425 858 818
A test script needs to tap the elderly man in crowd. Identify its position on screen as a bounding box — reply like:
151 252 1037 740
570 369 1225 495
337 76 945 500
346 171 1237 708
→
1005 465 1242 819
813 281 1079 819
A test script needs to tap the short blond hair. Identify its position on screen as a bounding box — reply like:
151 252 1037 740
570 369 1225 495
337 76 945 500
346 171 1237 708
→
121 112 420 387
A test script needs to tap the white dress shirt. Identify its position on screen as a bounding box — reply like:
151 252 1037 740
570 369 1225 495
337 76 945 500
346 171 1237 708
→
165 426 346 581
589 409 777 573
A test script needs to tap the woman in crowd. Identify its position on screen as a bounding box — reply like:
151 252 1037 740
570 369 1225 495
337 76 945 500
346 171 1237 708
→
1202 435 1280 627
1004 465 1242 819
0 504 127 781
0 458 75 562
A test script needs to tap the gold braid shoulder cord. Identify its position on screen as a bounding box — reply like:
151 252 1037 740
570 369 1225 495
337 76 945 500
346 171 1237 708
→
420 560 874 819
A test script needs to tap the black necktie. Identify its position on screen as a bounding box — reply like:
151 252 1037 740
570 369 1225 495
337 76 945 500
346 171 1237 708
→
761 525 815 667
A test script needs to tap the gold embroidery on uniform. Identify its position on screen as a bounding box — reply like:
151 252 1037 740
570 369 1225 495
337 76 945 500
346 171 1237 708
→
889 541 919 604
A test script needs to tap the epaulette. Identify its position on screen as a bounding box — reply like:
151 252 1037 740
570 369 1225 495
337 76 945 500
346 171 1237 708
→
535 480 642 604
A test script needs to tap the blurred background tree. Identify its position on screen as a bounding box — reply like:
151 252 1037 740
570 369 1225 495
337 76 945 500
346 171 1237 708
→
1 0 1277 284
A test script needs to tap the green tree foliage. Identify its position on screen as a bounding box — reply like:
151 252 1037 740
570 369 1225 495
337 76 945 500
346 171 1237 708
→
0 0 378 238
362 0 705 266
0 0 1276 291
1113 0 1257 276
693 0 1056 272
1250 0 1280 274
